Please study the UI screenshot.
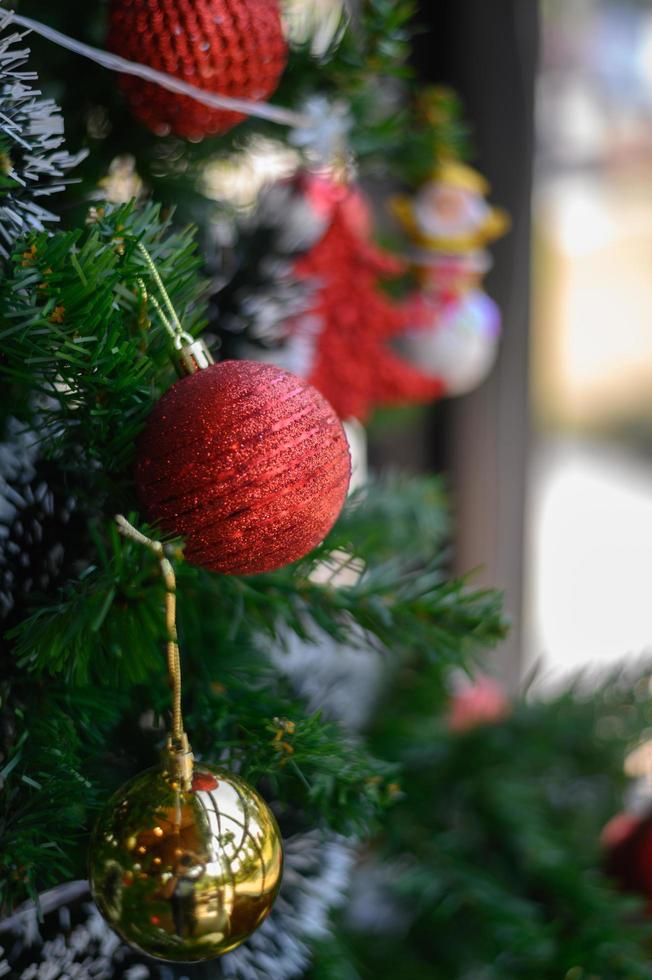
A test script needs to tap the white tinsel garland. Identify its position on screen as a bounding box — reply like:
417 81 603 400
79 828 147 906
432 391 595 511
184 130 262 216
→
0 832 356 980
271 620 383 732
223 831 355 980
0 10 86 259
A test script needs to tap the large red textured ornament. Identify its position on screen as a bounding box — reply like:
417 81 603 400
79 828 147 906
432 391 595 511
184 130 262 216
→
136 361 351 575
288 176 443 422
107 0 288 140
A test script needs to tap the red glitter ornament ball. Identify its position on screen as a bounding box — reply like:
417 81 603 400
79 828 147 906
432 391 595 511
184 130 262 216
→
136 361 351 575
107 0 288 140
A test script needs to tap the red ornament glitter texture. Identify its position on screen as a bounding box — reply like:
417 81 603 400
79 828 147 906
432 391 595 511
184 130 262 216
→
136 360 351 575
107 0 288 139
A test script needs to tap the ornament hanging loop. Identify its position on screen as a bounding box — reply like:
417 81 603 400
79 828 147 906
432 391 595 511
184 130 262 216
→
175 337 215 377
165 730 194 791
134 242 214 377
115 514 193 788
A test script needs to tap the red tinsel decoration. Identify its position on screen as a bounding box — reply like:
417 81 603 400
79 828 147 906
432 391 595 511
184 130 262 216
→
289 178 443 422
107 0 288 140
135 360 351 576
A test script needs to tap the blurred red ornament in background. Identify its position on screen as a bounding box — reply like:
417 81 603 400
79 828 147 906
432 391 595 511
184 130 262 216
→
136 360 351 576
107 0 288 139
603 811 652 906
448 676 511 732
602 812 642 850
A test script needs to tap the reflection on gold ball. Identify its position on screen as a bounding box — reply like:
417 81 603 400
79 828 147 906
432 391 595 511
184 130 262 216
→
89 763 283 962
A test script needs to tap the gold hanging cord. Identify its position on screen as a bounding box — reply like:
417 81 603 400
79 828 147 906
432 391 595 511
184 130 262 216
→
115 515 193 786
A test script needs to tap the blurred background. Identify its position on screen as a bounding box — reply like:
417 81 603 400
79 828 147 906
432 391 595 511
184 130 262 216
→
413 0 652 688
529 0 652 681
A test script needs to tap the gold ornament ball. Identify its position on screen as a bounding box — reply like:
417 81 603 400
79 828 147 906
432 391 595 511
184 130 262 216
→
89 763 283 962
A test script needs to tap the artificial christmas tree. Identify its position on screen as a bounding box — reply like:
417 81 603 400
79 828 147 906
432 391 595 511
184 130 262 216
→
2 5 652 980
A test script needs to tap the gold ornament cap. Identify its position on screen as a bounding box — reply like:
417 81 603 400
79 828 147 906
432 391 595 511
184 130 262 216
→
163 731 194 791
175 337 215 378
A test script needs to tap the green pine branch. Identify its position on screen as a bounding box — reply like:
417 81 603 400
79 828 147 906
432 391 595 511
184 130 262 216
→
1 471 506 908
344 662 652 980
9 481 506 691
0 679 128 912
0 201 206 483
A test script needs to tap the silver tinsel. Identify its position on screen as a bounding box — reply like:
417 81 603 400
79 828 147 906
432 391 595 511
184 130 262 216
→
0 423 38 621
0 423 89 629
288 97 353 168
209 178 324 352
0 9 85 259
0 832 355 980
222 831 356 980
271 620 384 732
